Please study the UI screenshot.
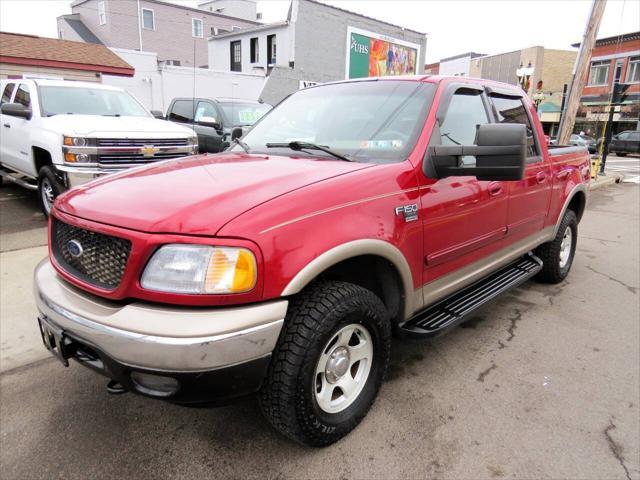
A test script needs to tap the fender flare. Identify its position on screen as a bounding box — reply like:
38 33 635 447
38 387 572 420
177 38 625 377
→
553 183 588 238
281 239 417 317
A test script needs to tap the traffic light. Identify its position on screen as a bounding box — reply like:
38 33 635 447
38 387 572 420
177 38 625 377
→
612 83 631 104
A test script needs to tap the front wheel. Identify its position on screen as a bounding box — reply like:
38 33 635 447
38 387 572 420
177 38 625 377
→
259 281 391 447
535 210 578 283
38 166 65 217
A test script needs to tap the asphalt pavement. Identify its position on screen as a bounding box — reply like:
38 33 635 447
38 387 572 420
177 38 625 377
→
0 172 638 479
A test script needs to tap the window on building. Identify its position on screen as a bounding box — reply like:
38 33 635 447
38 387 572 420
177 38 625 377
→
98 1 106 25
142 8 155 30
14 84 31 108
588 60 610 86
1 83 15 105
192 18 203 38
230 40 242 72
267 34 276 65
490 94 539 159
250 37 259 63
626 56 640 83
168 100 194 123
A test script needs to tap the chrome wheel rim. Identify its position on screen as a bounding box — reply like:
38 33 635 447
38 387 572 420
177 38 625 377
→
314 324 373 414
559 226 572 268
41 178 54 214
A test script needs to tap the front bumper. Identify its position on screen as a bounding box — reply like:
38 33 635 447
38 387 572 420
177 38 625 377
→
34 259 287 404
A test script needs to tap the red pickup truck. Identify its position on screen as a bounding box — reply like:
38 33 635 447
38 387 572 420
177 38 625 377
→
34 76 590 447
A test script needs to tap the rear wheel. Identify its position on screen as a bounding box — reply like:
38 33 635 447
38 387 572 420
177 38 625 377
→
259 281 391 447
616 152 627 157
38 166 65 217
535 210 578 283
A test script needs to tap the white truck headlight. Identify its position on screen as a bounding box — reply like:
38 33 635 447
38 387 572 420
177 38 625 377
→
141 244 257 294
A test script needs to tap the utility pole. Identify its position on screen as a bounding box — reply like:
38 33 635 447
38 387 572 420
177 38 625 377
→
557 0 606 145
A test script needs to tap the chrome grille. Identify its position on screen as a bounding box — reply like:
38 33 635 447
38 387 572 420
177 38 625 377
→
98 138 189 147
52 218 131 290
98 152 188 165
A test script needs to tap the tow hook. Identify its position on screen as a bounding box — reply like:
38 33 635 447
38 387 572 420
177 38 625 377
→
106 380 127 395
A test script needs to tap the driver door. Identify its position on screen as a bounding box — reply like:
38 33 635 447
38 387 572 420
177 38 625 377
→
419 84 508 285
193 101 224 153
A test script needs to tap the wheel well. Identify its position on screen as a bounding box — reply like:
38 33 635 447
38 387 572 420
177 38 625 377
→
32 147 52 173
315 255 405 323
567 191 586 223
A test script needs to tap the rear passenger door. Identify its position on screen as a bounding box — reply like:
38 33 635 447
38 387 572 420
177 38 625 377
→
488 90 552 242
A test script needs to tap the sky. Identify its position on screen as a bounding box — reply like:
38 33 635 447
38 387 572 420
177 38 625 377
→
1 0 639 63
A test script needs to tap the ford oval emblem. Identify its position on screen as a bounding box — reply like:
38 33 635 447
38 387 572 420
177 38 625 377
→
66 239 83 258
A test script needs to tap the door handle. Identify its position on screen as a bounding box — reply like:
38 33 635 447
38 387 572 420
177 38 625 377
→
488 182 503 196
536 171 547 183
556 170 570 181
2 123 9 128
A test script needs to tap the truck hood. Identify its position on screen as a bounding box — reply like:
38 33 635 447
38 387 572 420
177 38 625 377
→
56 153 373 235
43 115 194 138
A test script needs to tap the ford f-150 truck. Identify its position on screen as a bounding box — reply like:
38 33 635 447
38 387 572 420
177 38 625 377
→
34 76 590 447
0 79 197 215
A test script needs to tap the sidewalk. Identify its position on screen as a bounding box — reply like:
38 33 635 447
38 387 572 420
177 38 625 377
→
590 171 623 190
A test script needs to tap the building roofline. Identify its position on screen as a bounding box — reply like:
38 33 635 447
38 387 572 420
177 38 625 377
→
440 51 487 62
208 20 289 39
571 30 640 48
71 0 261 25
0 55 134 76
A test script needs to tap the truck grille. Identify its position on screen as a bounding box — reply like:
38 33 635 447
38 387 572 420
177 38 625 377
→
98 152 187 165
98 138 189 147
51 218 132 290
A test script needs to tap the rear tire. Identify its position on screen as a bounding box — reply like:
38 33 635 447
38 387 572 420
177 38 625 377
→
38 166 65 217
259 281 391 447
616 152 627 157
535 210 578 284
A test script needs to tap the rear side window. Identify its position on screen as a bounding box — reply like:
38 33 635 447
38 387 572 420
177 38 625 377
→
14 84 31 108
490 95 539 158
1 83 15 104
168 100 194 122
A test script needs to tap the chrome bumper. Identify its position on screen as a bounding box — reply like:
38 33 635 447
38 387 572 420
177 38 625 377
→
34 260 287 371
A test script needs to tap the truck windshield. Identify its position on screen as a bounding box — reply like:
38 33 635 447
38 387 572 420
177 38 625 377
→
39 86 149 117
218 102 271 126
240 80 435 163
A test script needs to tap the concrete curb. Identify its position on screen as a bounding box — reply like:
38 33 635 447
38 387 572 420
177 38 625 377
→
589 172 624 191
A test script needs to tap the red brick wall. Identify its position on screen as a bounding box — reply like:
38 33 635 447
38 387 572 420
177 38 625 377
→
582 38 640 97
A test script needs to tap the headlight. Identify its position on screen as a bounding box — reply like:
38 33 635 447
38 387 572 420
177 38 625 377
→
63 136 87 147
141 244 257 294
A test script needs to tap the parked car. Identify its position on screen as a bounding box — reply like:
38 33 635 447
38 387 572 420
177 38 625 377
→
570 133 597 153
34 76 590 447
607 130 640 156
165 97 271 153
0 79 197 215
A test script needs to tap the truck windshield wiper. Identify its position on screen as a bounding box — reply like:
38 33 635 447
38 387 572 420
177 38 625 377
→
234 137 251 153
265 141 352 162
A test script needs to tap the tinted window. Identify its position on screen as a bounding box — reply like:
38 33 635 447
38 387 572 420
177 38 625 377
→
168 100 194 122
629 132 640 141
490 95 539 157
14 84 31 108
440 90 488 147
617 132 630 140
1 83 14 104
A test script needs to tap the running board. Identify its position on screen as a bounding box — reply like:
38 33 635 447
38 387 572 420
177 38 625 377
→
0 169 37 190
399 254 543 339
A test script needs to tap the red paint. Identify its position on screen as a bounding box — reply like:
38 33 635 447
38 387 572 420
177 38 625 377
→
0 56 134 77
51 76 590 308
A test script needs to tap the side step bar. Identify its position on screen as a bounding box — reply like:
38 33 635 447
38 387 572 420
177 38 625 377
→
0 169 38 191
399 254 543 339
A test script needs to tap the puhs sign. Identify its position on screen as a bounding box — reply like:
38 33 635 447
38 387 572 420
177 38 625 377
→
345 26 420 79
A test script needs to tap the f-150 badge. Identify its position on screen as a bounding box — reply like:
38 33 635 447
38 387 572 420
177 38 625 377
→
395 204 419 222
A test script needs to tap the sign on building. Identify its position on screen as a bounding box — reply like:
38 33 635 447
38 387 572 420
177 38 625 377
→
345 26 420 79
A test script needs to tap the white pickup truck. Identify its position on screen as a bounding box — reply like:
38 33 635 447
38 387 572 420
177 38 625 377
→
0 79 197 215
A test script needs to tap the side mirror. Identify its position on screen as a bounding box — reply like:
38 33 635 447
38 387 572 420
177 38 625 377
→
1 102 32 120
426 123 527 181
150 110 164 119
197 116 221 130
231 126 245 141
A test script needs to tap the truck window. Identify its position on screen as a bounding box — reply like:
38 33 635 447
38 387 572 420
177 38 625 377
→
14 84 31 108
489 95 539 159
194 101 218 122
169 100 194 123
1 83 14 104
440 90 489 147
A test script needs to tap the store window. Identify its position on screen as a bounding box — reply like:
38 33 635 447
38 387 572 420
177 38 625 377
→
588 60 610 86
626 56 639 83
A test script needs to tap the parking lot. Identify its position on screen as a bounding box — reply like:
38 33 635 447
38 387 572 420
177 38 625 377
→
0 172 639 479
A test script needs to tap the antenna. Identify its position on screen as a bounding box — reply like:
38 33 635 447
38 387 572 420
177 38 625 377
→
192 38 196 122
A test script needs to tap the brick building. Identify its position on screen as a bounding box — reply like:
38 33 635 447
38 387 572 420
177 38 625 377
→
0 31 133 82
57 0 258 68
574 31 640 137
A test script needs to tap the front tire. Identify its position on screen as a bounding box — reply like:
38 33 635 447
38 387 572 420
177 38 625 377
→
535 209 578 283
38 166 65 217
259 281 391 447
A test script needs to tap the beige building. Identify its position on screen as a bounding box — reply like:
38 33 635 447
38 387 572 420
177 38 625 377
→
469 46 577 135
57 0 259 68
